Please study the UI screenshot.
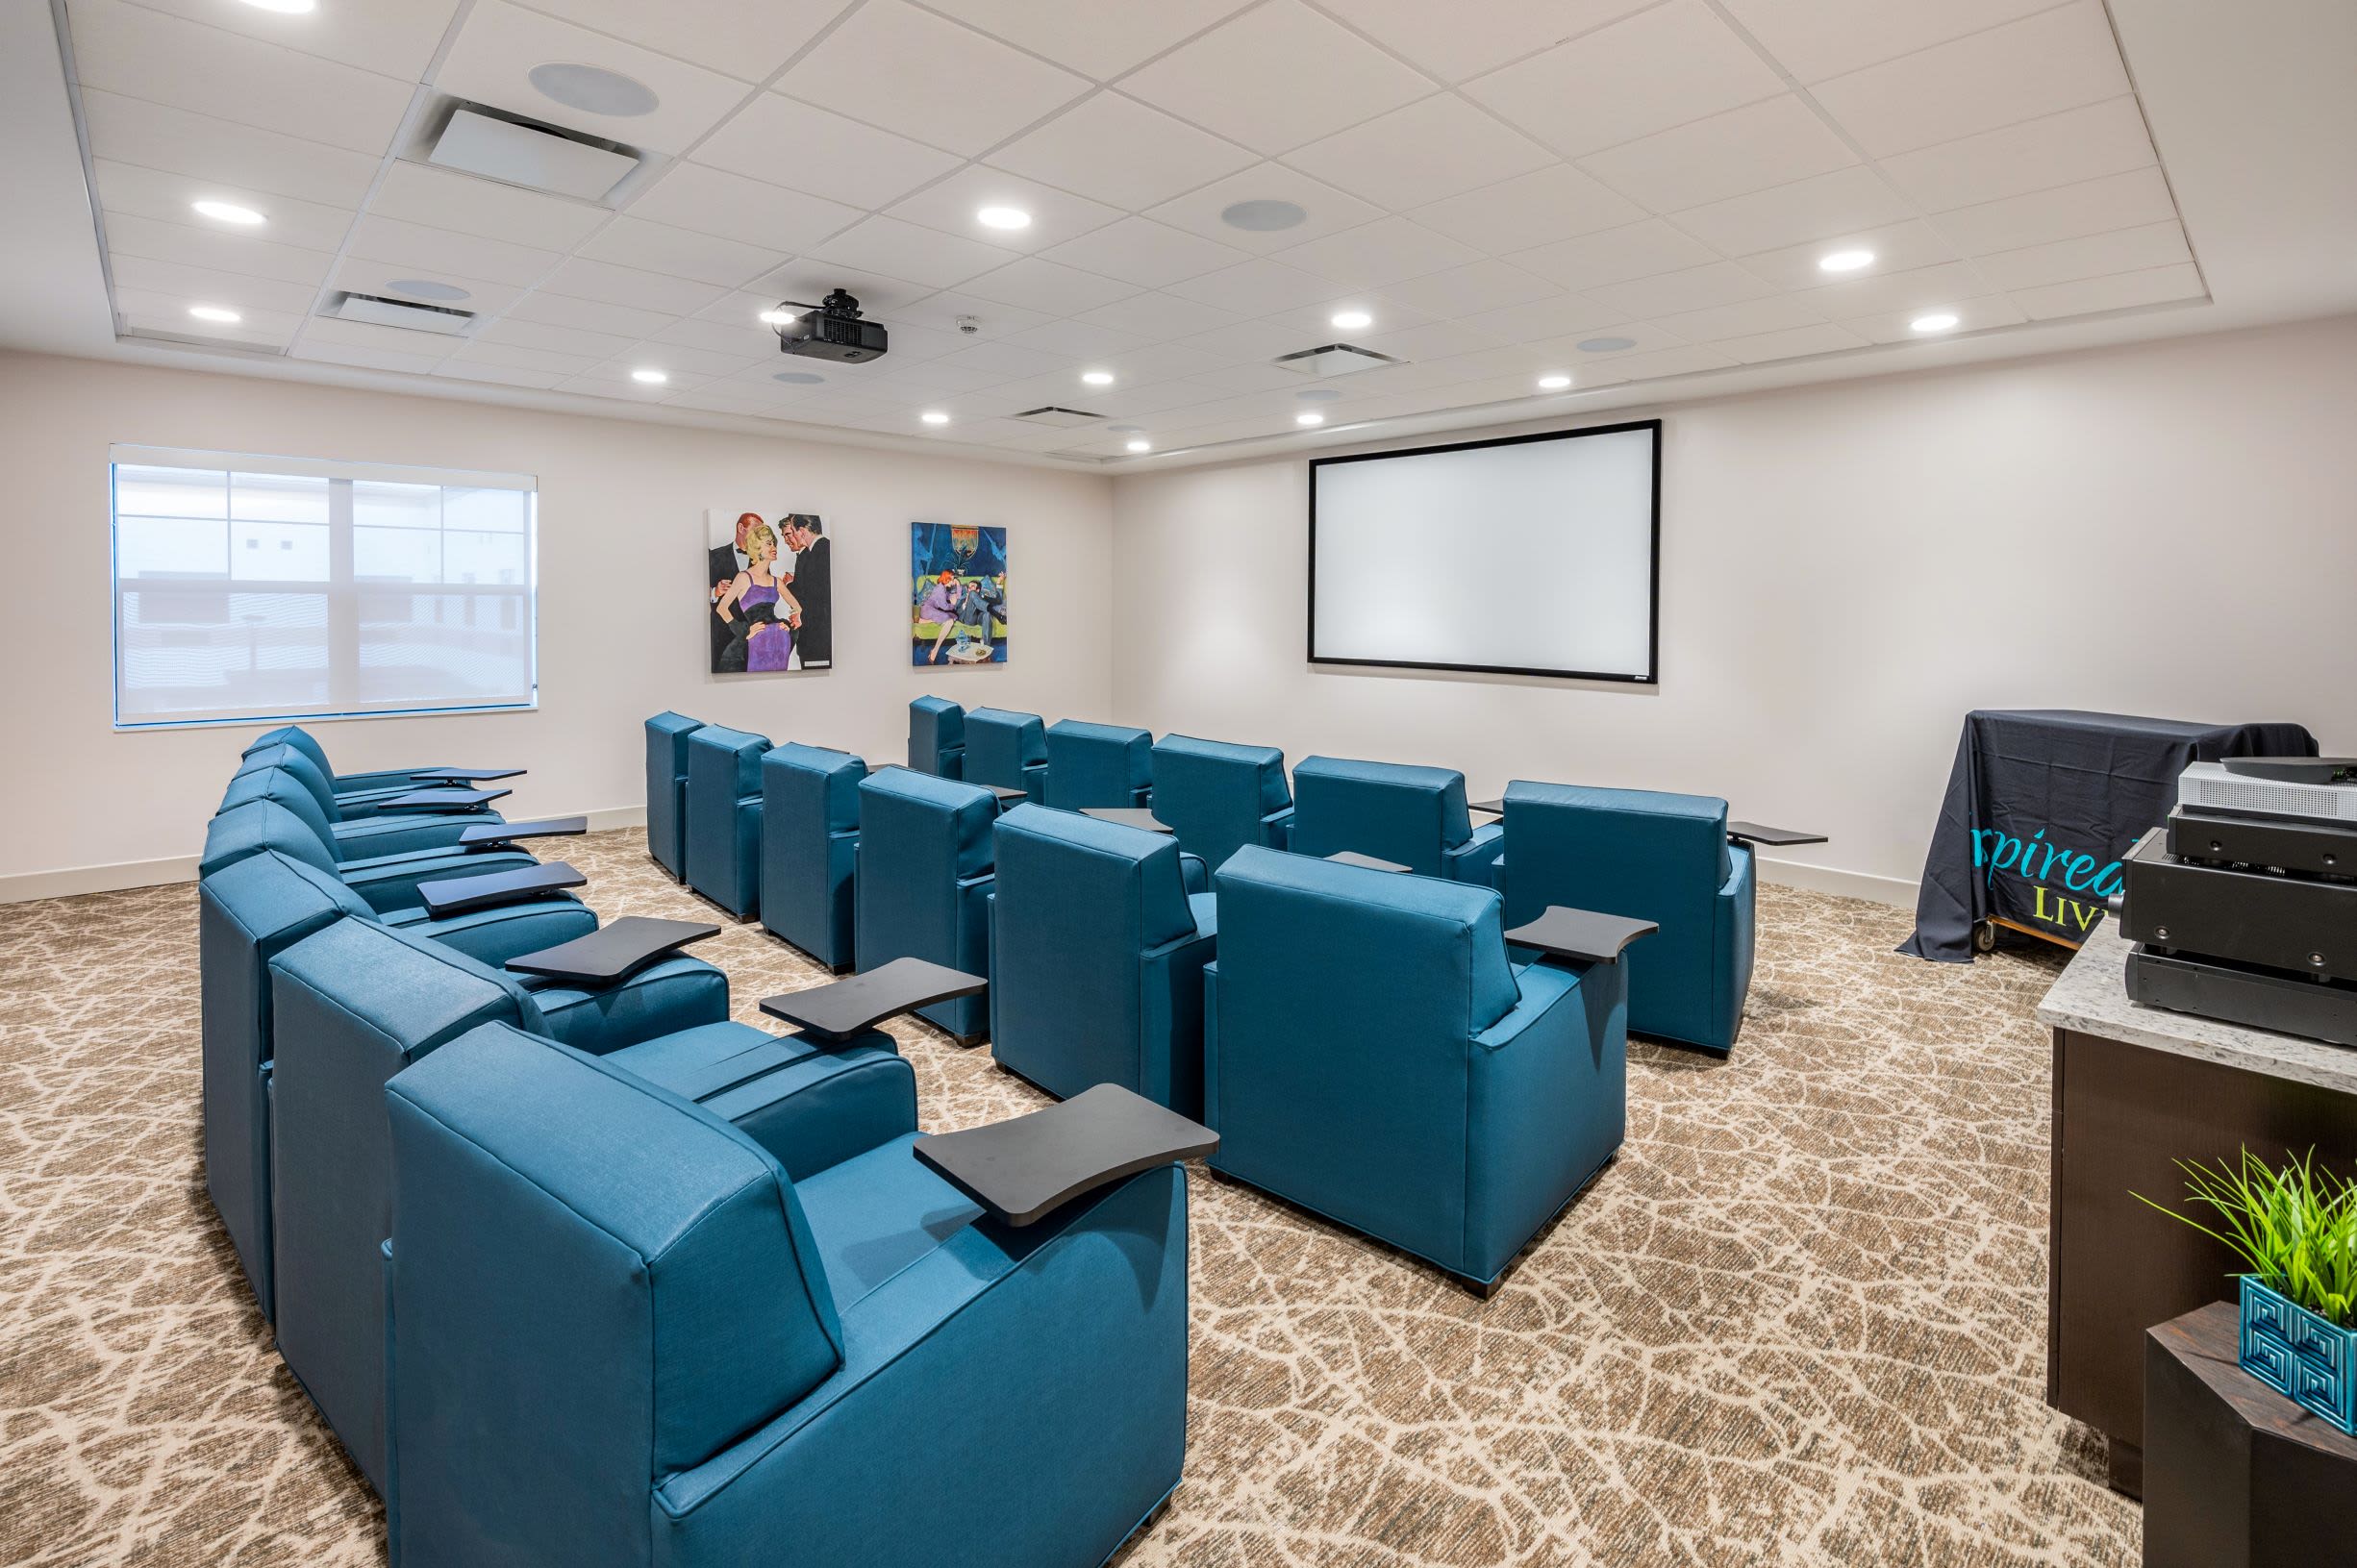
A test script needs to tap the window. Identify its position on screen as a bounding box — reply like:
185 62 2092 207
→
110 445 538 729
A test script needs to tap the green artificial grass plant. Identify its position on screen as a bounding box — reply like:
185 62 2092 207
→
2135 1148 2357 1329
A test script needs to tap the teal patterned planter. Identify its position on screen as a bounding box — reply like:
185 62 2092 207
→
2240 1275 2357 1435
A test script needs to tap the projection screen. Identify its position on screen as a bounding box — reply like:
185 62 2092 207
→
1308 421 1660 683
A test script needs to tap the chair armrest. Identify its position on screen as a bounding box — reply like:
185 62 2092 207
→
415 861 586 918
332 766 438 795
700 1044 917 1182
458 815 586 849
381 899 598 966
1179 853 1208 895
1474 959 1588 1052
1720 842 1755 902
1726 820 1827 850
375 786 512 811
914 1084 1215 1227
338 849 539 913
527 955 732 1054
411 766 526 784
1261 805 1295 850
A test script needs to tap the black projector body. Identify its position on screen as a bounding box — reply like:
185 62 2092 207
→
779 288 889 363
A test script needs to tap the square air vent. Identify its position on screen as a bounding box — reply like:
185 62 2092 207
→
428 106 640 201
1273 343 1401 377
1013 407 1106 428
324 292 476 336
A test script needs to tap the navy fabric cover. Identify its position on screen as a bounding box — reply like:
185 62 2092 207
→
853 769 996 1039
645 712 702 881
1148 734 1293 875
685 724 768 917
989 804 1217 1115
1043 720 1154 809
1496 783 1754 1053
963 708 1049 802
759 742 865 970
1289 756 1504 883
1206 846 1627 1286
907 695 965 778
386 1024 1190 1568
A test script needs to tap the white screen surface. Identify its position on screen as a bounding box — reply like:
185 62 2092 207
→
1309 424 1657 681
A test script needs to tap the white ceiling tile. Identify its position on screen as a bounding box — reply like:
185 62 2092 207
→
1086 378 1231 417
1409 162 1644 255
662 383 797 414
102 212 336 286
576 216 789 286
1507 219 1718 291
651 314 778 358
1250 292 1439 343
80 90 383 209
436 0 755 155
1718 0 2060 84
556 369 717 402
1271 217 1480 291
1931 166 2178 256
109 253 319 315
1118 1 1434 156
372 162 610 250
1809 1 2132 159
1038 217 1250 289
620 341 765 379
331 258 527 316
1602 343 1739 380
1712 321 1869 362
1585 261 1776 319
434 359 568 390
1313 0 1659 86
1455 291 1624 342
1164 257 1353 315
1092 341 1233 382
1650 294 1826 341
539 255 726 315
960 256 1141 313
501 288 678 341
1350 318 1508 364
1462 0 1783 160
1974 221 2193 291
1071 291 1247 341
926 340 1075 380
626 162 864 255
1839 293 2025 342
988 92 1258 210
67 0 414 155
474 315 638 360
890 290 1054 337
1796 259 1992 317
1737 218 1959 290
1144 164 1386 254
917 0 1258 79
1669 165 1916 258
2007 262 2206 319
294 340 453 376
113 288 301 347
92 159 357 253
299 315 461 361
517 0 847 80
753 261 938 316
1373 259 1560 318
1578 95 1857 213
1001 319 1152 361
887 167 1124 255
122 0 461 77
861 320 972 365
1877 96 2157 212
346 213 564 287
776 1 1089 155
1283 95 1554 212
695 96 963 209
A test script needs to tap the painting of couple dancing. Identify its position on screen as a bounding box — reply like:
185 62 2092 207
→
708 509 832 675
910 521 1008 665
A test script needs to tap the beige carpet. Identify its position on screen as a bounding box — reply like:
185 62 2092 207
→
0 829 2140 1566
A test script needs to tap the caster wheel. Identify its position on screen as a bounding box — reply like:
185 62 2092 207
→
1971 920 1998 954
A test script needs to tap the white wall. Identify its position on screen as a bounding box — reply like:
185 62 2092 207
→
1110 317 2357 902
0 352 1115 896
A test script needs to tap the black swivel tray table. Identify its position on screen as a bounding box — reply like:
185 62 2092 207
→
760 957 988 1041
506 917 719 984
914 1083 1218 1227
416 861 585 917
1503 906 1659 965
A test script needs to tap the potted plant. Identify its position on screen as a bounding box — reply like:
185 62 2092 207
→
2137 1148 2357 1435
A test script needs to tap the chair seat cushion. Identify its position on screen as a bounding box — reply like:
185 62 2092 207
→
604 1021 809 1097
1188 891 1218 941
791 1132 981 1310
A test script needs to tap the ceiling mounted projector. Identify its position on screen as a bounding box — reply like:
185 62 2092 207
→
775 289 889 363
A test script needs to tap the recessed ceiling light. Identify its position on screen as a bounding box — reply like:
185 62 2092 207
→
188 305 242 323
1330 309 1372 331
238 0 315 12
1080 369 1115 386
1537 373 1571 390
1576 336 1636 353
1220 199 1307 233
1910 311 1961 334
759 308 797 327
1125 438 1152 453
191 199 264 226
528 62 659 117
1295 412 1325 427
1818 248 1875 273
630 367 667 385
976 206 1032 232
773 371 824 385
386 278 469 302
921 411 951 425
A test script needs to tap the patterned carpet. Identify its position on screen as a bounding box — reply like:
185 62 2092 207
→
0 828 2141 1566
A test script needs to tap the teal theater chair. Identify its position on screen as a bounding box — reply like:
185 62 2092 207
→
1044 719 1154 809
685 724 768 918
1494 784 1754 1053
240 724 452 806
196 846 593 1324
854 769 996 1042
908 695 965 778
760 742 865 972
965 707 1049 802
1205 847 1629 1292
1289 756 1503 883
264 915 746 1493
1149 734 1294 874
646 711 703 881
203 798 539 916
235 743 433 819
385 1024 1192 1568
989 804 1218 1115
222 756 498 859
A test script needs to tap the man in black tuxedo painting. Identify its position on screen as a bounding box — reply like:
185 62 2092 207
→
780 514 831 669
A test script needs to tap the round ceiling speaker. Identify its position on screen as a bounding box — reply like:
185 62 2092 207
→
773 371 826 386
1577 336 1638 353
1219 199 1307 232
528 62 660 117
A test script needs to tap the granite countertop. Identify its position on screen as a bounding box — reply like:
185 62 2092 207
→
2036 923 2357 1097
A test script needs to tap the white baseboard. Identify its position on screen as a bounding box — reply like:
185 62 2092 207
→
0 804 648 905
1754 855 1915 908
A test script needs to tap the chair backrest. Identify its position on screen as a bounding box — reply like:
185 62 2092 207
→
1043 719 1154 809
201 799 341 880
245 724 332 777
1149 734 1291 874
644 712 702 876
234 743 343 821
218 765 342 852
1290 756 1476 877
388 1023 842 1566
1211 846 1520 1260
855 767 994 966
760 742 865 965
908 695 965 777
964 707 1047 792
687 723 767 800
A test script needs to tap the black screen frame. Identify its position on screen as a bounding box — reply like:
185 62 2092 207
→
1306 418 1663 684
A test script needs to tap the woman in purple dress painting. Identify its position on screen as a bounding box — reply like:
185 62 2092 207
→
715 518 798 672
